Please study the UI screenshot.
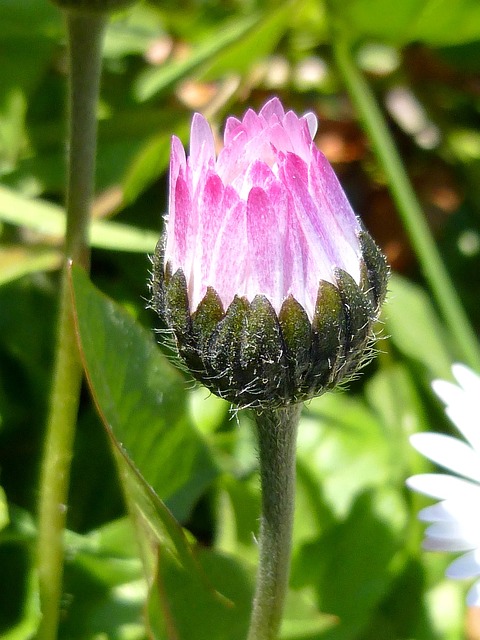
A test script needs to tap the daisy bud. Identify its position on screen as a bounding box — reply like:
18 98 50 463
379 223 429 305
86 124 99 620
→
151 98 388 408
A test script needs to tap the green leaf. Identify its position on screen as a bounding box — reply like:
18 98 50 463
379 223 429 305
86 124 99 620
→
122 130 180 207
0 508 40 639
335 0 480 45
200 2 295 80
70 264 218 520
385 274 453 379
0 186 159 253
71 265 252 637
297 392 391 518
292 489 406 640
0 0 60 169
148 548 252 640
0 246 61 286
60 519 146 640
103 4 165 59
133 13 259 101
365 362 429 478
0 487 9 532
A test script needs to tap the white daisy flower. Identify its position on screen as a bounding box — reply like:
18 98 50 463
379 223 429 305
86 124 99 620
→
406 363 480 606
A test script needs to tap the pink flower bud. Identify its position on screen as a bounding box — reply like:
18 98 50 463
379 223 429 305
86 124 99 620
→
152 98 388 408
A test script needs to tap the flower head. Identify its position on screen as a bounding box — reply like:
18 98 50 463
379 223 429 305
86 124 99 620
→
151 98 388 407
407 364 480 606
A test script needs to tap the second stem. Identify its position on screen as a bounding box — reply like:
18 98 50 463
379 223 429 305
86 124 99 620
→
36 11 106 640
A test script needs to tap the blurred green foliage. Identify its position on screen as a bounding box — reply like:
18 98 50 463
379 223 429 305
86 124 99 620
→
1 0 480 638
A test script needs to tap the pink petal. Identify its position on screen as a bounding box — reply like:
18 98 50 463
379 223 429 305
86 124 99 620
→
241 108 264 137
283 203 308 313
283 111 311 160
209 194 248 310
167 136 186 235
165 175 191 270
279 152 337 284
259 96 285 122
246 184 289 312
191 172 226 309
190 113 215 167
303 112 318 139
308 146 361 280
224 116 242 144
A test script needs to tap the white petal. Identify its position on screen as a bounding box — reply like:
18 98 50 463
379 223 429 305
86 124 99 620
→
445 405 480 453
419 498 480 524
467 580 480 607
406 473 480 500
452 364 480 396
432 372 480 451
303 112 318 138
432 379 463 412
426 521 478 543
423 536 476 552
410 433 480 482
446 550 480 579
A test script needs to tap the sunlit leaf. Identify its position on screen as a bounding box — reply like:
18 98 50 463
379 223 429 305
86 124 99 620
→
335 0 480 45
133 13 258 101
71 264 218 520
386 274 453 379
297 392 391 518
201 1 296 80
0 487 9 532
148 547 251 640
292 489 406 639
0 186 158 253
0 246 61 286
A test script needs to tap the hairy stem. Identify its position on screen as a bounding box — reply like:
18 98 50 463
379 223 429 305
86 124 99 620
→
332 32 480 371
247 404 301 640
36 12 106 640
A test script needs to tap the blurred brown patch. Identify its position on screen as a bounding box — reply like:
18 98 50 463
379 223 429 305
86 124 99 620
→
467 607 480 640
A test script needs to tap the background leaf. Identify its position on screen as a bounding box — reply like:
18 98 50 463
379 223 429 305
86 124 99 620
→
71 264 219 520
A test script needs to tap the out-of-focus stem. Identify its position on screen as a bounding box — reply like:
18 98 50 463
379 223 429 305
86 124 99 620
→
332 32 480 371
36 12 106 640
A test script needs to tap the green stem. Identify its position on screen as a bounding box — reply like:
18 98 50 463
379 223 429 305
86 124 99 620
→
36 12 106 640
247 404 301 640
331 32 480 372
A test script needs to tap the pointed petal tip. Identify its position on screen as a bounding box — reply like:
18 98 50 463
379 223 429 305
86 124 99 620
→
303 112 318 138
259 96 285 121
190 112 215 164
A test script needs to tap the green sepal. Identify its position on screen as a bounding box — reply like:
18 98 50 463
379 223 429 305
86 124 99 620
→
309 280 345 390
165 269 192 342
358 230 389 310
207 296 250 398
151 240 167 323
192 288 225 353
278 296 312 394
335 268 373 357
239 295 287 403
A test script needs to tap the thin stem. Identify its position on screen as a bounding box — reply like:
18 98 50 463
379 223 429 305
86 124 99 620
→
331 32 480 372
36 12 106 640
247 404 301 640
